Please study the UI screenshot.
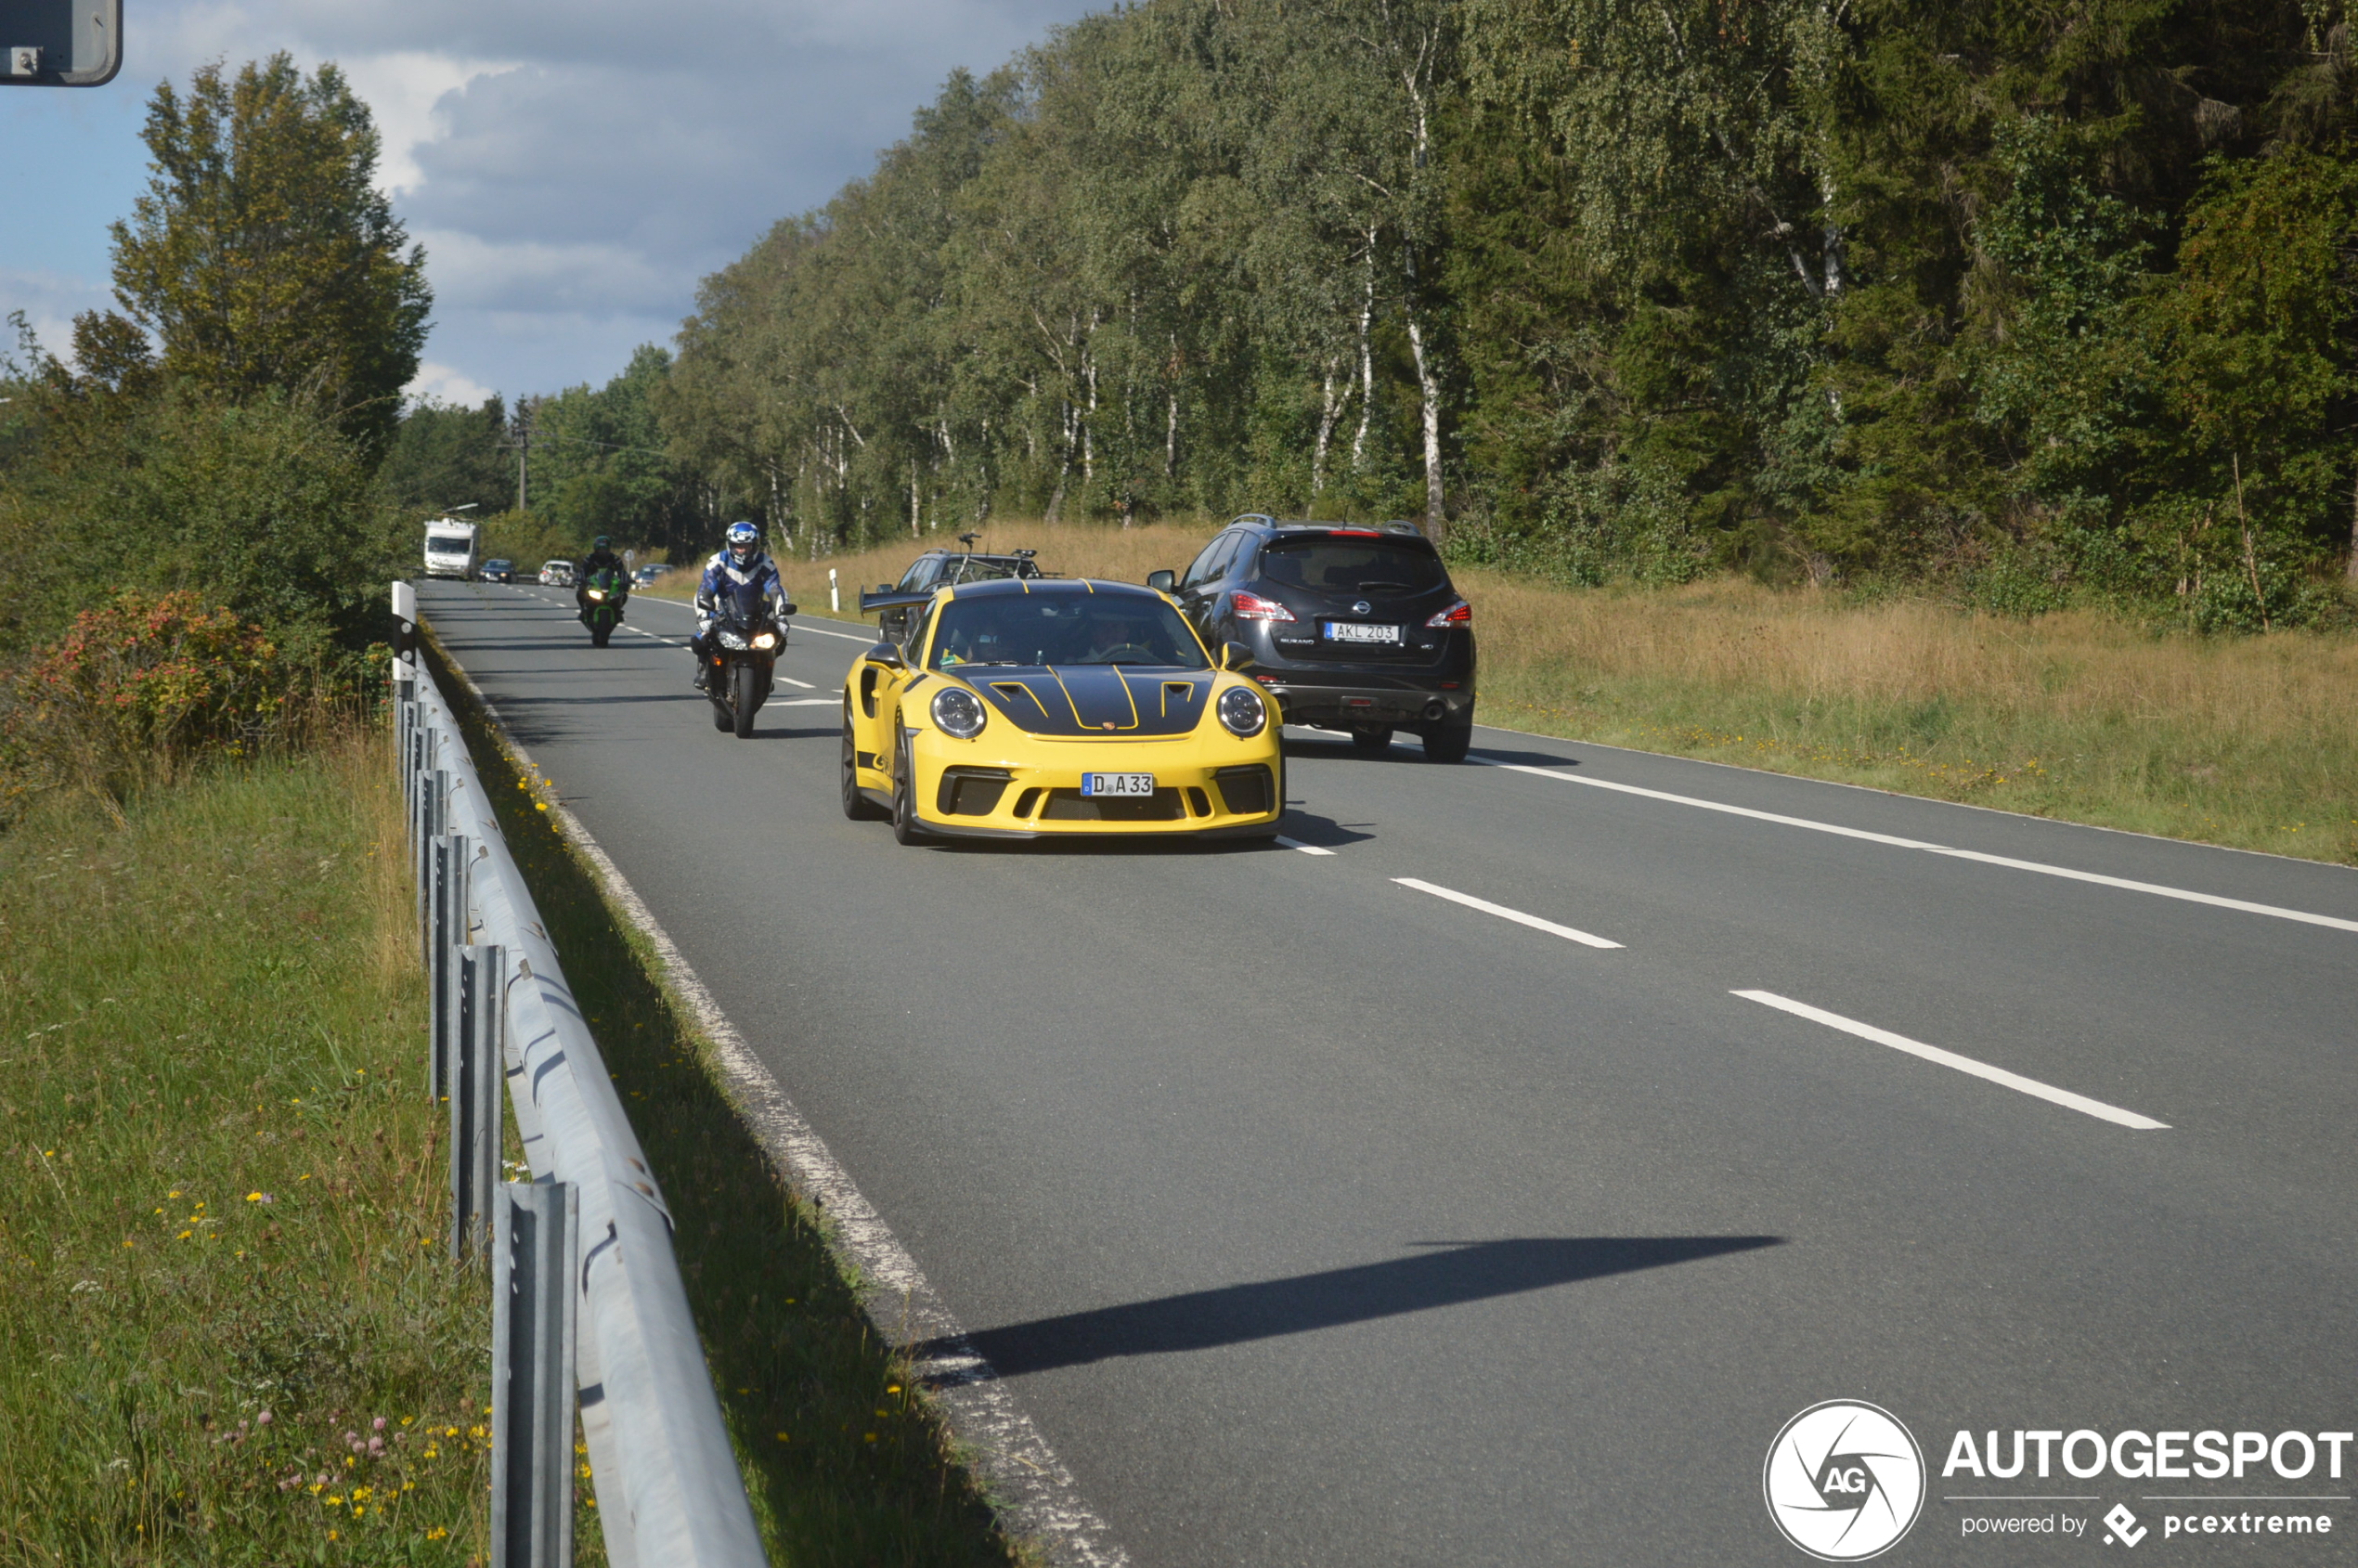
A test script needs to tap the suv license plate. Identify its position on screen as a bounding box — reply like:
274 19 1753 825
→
1082 772 1155 797
1325 621 1402 644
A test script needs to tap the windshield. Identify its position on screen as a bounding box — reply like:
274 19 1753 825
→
1260 536 1445 596
929 594 1207 669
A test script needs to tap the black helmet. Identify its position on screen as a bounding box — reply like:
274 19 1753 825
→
593 535 612 551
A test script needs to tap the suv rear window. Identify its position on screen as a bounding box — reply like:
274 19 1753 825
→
1259 536 1445 596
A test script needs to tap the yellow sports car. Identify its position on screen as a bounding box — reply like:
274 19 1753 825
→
841 577 1285 843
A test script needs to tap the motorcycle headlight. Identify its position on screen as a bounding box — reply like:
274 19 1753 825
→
586 589 605 601
931 685 987 739
717 628 749 651
752 630 778 650
1217 684 1267 737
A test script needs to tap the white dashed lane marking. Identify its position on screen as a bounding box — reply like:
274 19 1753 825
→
1733 990 2170 1130
1393 877 1622 950
1273 836 1336 856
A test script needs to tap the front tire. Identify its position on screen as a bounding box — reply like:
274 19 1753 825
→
590 624 611 647
732 661 759 738
890 732 926 845
841 720 885 821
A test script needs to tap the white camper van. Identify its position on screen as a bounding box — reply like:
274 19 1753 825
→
422 517 481 579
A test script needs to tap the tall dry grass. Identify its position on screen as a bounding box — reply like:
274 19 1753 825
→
654 521 2358 862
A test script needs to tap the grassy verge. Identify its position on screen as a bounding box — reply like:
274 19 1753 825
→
0 731 493 1565
686 521 2358 864
421 641 1020 1566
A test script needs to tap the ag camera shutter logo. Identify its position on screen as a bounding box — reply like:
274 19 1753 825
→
1764 1400 1926 1561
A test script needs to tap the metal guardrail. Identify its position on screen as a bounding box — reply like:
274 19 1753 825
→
390 580 766 1568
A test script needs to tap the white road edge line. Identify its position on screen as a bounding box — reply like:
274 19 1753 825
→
1272 836 1336 856
1393 877 1623 950
422 628 1129 1568
636 596 881 643
1484 760 2358 937
1732 990 2169 1130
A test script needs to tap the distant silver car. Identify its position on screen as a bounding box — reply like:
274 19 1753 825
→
538 559 575 588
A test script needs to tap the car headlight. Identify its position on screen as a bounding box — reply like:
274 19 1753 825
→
1217 684 1267 737
931 685 987 739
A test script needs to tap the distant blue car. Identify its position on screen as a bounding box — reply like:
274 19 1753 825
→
481 558 515 583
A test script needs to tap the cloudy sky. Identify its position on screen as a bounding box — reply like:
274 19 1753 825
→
1 0 1100 405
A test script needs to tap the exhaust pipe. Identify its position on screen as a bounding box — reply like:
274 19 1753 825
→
1421 700 1446 722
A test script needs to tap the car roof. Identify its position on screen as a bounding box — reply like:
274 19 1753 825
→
942 576 1157 602
1226 515 1426 538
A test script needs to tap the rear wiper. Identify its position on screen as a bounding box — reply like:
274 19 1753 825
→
1353 580 1415 593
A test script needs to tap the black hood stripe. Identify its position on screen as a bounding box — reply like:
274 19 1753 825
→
964 667 1211 736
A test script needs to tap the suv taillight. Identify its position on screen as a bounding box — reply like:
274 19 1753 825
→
1425 600 1471 627
1233 590 1296 622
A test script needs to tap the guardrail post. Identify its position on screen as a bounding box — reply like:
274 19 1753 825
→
430 832 468 1104
452 941 503 1262
493 1180 578 1568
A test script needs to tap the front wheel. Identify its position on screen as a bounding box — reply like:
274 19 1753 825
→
732 660 759 738
841 720 885 821
890 732 926 845
590 624 611 647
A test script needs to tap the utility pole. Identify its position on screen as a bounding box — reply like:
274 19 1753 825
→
515 398 533 514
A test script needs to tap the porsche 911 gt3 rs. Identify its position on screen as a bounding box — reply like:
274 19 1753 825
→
842 577 1284 843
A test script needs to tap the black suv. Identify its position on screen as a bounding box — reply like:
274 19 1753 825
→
862 536 1044 641
1148 515 1475 761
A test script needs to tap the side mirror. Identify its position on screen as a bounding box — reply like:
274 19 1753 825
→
1147 569 1176 593
1221 641 1256 672
867 642 906 670
779 602 798 616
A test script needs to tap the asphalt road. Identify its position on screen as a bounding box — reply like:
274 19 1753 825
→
421 579 2357 1566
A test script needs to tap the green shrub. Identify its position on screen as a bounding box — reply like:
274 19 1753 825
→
0 590 315 817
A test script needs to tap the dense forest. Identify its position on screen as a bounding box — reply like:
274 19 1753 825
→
638 0 2357 628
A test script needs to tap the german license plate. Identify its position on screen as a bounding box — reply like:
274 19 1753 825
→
1325 621 1402 644
1082 772 1155 797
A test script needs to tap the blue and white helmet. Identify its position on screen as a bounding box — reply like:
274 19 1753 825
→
724 521 759 563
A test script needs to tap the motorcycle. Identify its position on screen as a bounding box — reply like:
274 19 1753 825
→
579 565 628 647
706 598 796 738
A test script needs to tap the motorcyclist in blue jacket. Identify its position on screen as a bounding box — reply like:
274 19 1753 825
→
691 522 790 689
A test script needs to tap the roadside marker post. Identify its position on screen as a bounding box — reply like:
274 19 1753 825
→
492 1179 578 1568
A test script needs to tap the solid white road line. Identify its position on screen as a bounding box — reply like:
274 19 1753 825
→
777 674 815 689
770 697 841 706
635 596 882 644
1486 760 2358 937
1273 836 1337 856
1393 877 1623 950
1732 990 2170 1130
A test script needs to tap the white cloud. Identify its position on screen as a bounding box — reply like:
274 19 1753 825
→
405 360 498 408
0 268 113 363
57 0 1108 395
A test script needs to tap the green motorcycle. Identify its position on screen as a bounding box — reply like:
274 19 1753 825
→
579 565 628 647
